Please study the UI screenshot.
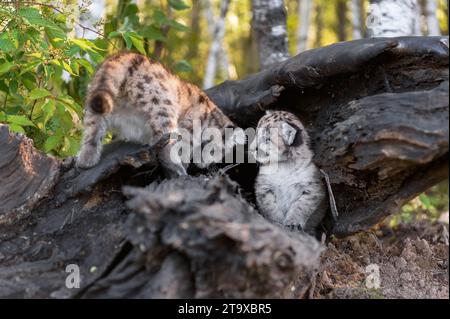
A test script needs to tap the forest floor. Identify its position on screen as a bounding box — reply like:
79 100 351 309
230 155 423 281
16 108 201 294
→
313 216 449 299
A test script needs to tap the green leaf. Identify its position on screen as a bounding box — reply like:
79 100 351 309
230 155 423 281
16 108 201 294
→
8 123 25 134
41 99 55 124
61 59 75 75
0 61 13 75
0 80 7 93
419 194 432 210
168 19 189 32
44 134 62 152
45 26 67 47
70 60 80 75
18 7 44 24
20 61 40 75
70 39 103 53
153 10 170 25
122 32 133 49
168 0 190 10
9 80 18 95
63 136 80 156
108 31 122 39
0 39 15 52
29 88 51 100
59 94 83 116
21 73 37 91
19 7 65 33
76 59 94 75
174 60 192 73
123 4 139 16
129 33 146 55
7 115 35 127
10 29 20 49
139 26 166 41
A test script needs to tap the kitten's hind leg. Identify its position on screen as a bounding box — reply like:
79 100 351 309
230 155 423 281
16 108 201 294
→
76 113 107 169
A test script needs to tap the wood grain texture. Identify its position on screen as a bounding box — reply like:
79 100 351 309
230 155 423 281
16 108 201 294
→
0 125 60 225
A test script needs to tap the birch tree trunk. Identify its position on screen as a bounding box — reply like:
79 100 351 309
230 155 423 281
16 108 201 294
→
203 0 231 89
297 0 312 53
75 0 105 39
367 0 422 37
351 0 364 39
423 0 442 35
252 0 290 70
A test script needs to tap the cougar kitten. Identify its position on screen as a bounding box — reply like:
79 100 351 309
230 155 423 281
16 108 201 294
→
76 52 244 176
252 111 327 233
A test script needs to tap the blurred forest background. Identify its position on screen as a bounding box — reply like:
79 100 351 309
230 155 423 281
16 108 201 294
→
0 0 448 225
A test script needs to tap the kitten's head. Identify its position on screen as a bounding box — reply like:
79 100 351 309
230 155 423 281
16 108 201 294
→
251 111 311 164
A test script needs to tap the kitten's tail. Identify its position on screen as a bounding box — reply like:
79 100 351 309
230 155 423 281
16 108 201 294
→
86 52 147 115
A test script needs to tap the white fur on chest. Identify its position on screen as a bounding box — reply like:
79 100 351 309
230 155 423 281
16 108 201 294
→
259 161 316 212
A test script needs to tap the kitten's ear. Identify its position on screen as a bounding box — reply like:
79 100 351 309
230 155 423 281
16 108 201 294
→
281 122 297 146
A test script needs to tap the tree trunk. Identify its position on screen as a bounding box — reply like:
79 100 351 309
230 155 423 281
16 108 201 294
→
252 0 290 69
186 0 202 61
367 0 422 37
351 0 364 39
0 36 448 298
203 0 231 89
75 0 105 39
203 0 231 78
297 0 313 53
423 0 442 35
336 0 348 41
314 2 324 48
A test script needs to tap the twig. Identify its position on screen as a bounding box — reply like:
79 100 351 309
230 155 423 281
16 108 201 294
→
320 169 339 222
220 163 241 174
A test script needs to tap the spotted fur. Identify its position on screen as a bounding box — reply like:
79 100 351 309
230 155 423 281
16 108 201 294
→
77 52 243 176
252 111 327 234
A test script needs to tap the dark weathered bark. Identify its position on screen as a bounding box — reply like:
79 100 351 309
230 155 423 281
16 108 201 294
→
252 0 290 69
0 129 320 298
207 36 449 235
0 36 448 298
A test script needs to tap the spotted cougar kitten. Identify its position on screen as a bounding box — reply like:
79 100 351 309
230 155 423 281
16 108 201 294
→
252 111 327 233
76 52 244 176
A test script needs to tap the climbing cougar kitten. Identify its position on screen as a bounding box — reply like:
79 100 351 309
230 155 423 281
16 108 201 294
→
252 111 327 233
76 52 244 176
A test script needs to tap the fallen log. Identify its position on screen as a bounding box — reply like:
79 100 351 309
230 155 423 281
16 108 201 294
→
0 36 448 298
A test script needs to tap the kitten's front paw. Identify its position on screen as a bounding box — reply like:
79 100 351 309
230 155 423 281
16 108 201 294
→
76 148 101 169
285 224 303 232
283 214 306 231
